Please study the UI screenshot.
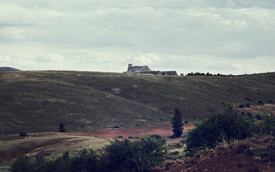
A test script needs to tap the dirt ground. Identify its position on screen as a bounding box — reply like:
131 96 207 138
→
153 136 275 172
72 124 194 142
0 124 194 165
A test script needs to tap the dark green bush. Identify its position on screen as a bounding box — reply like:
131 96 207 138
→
255 114 262 120
59 122 65 132
19 132 27 137
11 155 34 172
239 104 244 108
184 109 254 157
11 135 166 172
102 135 166 172
257 101 264 106
261 113 275 136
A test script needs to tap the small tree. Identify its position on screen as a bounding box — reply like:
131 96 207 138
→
59 122 65 132
19 132 28 137
172 108 184 138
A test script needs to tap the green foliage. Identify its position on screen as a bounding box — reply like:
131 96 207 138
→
11 155 34 172
102 135 166 172
172 108 184 138
11 135 166 172
184 109 254 157
258 109 275 136
59 122 65 132
19 132 27 137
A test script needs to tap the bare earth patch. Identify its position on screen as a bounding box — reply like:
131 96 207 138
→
0 124 194 165
72 124 194 142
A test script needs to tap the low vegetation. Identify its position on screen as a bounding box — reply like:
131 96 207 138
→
184 108 275 157
1 71 275 134
11 135 166 172
184 109 254 157
1 71 275 171
8 107 275 171
19 132 28 137
59 122 65 132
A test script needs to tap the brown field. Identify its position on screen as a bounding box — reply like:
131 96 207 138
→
0 124 194 165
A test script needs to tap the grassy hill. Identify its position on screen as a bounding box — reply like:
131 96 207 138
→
0 71 275 134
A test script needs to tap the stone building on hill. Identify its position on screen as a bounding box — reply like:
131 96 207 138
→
124 64 177 75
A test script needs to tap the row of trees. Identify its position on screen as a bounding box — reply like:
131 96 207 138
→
186 72 230 76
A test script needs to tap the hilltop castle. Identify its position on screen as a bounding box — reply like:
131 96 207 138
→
124 64 177 75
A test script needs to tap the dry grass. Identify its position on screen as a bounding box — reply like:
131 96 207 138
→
1 71 275 135
0 133 110 165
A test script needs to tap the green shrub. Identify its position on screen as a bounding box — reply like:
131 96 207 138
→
261 112 275 136
11 135 166 172
255 114 262 120
102 135 167 172
11 155 34 172
19 132 27 137
59 122 65 132
184 109 254 157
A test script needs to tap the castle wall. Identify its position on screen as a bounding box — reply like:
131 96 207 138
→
124 64 177 75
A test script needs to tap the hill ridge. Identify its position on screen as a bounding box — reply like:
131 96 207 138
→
1 71 275 134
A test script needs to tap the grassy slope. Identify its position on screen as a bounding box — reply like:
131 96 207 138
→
0 71 275 134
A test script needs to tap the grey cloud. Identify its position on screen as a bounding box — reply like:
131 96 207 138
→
35 55 52 62
0 0 274 75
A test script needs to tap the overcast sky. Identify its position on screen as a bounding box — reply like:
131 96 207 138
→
1 0 274 75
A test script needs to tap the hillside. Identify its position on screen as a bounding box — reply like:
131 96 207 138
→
0 67 21 72
153 136 275 172
0 71 275 134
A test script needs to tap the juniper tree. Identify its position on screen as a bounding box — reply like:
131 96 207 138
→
59 122 66 132
172 108 184 137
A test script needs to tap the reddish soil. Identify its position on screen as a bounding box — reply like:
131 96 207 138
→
72 124 194 142
0 138 70 163
1 124 194 164
153 136 275 172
